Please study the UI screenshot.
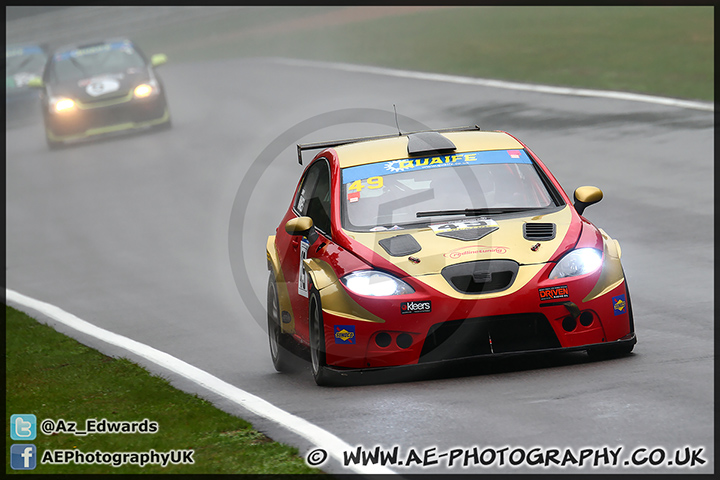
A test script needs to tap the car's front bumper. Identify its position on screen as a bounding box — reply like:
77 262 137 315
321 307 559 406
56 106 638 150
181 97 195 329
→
319 266 633 370
44 94 169 143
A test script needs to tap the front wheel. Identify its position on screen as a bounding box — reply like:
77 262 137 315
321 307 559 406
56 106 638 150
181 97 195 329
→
309 289 331 386
45 131 64 150
267 273 293 372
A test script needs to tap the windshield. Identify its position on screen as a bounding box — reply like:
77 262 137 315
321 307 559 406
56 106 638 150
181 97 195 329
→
6 47 47 76
50 41 146 83
341 149 558 231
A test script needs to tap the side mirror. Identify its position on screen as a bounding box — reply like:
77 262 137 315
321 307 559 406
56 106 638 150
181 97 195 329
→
573 186 603 216
285 216 318 244
27 77 44 88
150 53 168 67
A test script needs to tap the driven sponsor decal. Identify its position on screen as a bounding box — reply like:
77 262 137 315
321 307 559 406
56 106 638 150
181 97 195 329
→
401 301 432 314
445 245 508 259
539 285 569 301
612 295 626 315
334 325 356 344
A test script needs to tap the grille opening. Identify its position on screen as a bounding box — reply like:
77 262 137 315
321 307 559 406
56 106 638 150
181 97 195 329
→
441 259 519 295
419 314 560 363
523 223 556 241
449 271 514 294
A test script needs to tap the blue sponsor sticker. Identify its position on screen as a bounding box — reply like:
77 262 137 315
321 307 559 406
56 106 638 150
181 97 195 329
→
342 149 532 184
612 295 627 315
334 325 356 344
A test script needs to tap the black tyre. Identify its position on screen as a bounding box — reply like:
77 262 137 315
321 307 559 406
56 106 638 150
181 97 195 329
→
267 272 293 372
308 288 331 386
45 132 63 150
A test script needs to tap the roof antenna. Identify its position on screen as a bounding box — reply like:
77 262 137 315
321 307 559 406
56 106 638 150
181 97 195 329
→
393 104 402 136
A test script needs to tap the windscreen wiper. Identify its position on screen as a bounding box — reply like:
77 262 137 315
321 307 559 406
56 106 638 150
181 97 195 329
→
416 207 533 218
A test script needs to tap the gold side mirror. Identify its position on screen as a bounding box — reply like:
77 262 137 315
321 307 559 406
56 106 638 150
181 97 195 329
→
285 216 318 244
285 216 313 235
573 186 603 215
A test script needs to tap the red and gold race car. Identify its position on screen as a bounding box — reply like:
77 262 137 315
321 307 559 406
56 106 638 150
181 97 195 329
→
266 126 636 385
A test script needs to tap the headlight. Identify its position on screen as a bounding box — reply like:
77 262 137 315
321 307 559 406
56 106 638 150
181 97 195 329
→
133 80 159 98
341 271 415 296
51 97 76 113
549 248 603 279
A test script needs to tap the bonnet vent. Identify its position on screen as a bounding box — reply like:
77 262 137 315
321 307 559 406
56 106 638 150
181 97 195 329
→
378 234 422 257
523 223 556 241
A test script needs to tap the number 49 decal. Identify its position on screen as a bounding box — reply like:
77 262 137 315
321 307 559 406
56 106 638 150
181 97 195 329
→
347 176 384 192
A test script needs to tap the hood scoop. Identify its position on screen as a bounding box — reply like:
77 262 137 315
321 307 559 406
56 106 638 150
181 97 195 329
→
436 226 499 241
407 131 457 156
378 234 422 257
523 223 556 241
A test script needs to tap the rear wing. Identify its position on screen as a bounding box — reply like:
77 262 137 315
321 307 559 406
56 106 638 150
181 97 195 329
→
296 125 481 165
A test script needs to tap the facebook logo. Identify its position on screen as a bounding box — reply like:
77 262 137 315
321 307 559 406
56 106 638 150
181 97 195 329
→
11 444 37 470
10 414 36 440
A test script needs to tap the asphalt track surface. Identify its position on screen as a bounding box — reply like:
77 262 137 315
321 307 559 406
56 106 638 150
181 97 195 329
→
6 57 714 474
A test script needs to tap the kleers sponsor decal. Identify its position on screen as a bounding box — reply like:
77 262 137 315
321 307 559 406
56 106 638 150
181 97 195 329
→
445 245 508 259
539 285 569 301
612 294 627 315
401 300 432 314
334 325 356 344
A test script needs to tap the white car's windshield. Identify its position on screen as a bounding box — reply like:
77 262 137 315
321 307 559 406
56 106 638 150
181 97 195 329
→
6 47 46 77
341 149 558 231
50 41 146 83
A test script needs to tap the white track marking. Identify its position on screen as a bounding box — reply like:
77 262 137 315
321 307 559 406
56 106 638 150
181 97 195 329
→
272 58 714 112
5 288 395 475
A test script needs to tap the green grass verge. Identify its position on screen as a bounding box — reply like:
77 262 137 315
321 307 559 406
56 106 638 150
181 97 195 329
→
134 6 713 101
5 305 321 474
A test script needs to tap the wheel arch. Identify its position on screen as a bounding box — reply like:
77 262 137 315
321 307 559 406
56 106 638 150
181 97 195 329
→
266 235 295 334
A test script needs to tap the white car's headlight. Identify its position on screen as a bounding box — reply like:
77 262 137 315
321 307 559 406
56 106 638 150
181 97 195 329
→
133 79 160 98
50 96 76 113
341 271 415 296
549 248 603 279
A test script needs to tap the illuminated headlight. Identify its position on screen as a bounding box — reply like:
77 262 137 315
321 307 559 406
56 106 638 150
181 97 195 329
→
341 271 415 296
133 80 159 98
549 248 603 279
51 97 76 113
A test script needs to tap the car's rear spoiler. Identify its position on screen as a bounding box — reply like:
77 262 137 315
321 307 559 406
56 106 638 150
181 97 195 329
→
296 125 481 164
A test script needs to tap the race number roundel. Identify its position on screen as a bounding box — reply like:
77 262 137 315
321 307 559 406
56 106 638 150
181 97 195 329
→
86 78 120 97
